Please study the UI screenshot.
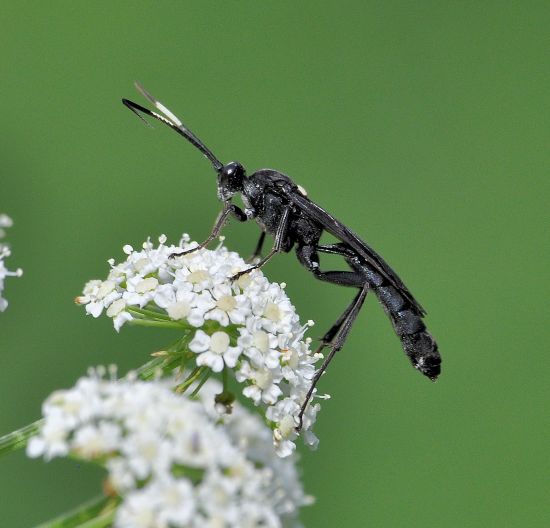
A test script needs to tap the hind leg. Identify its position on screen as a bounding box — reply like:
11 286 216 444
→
296 243 368 347
296 281 369 429
295 244 370 429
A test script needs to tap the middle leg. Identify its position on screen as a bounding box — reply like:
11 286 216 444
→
247 231 266 262
231 208 291 281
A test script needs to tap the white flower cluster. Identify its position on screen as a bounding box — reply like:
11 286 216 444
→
27 371 313 527
0 214 22 312
76 235 326 456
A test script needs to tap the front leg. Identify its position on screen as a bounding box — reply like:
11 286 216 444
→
231 208 291 281
170 203 248 258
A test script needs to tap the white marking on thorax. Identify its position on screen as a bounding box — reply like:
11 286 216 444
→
297 184 308 196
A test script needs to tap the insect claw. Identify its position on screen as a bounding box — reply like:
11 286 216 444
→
230 269 249 282
169 244 204 259
169 250 192 259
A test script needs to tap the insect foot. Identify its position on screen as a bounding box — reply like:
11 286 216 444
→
230 267 255 282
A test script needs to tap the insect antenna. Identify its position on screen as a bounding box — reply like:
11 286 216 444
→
122 82 223 172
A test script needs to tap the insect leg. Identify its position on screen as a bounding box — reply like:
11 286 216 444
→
297 279 369 429
316 242 355 257
318 244 441 381
307 243 371 347
313 287 364 353
296 243 365 287
231 208 290 280
296 243 367 349
295 243 371 428
170 204 247 258
247 231 266 263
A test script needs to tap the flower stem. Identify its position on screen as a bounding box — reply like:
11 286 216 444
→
127 305 171 321
32 495 117 528
136 356 178 379
222 366 229 393
175 366 206 393
76 509 115 528
128 318 187 330
190 370 211 397
0 420 42 457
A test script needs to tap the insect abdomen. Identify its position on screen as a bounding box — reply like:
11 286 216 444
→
374 284 441 380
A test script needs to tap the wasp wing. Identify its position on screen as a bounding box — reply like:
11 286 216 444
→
280 188 426 316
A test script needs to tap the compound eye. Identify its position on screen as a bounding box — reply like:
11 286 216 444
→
222 162 236 178
224 162 245 181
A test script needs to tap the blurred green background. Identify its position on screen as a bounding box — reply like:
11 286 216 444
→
1 1 548 526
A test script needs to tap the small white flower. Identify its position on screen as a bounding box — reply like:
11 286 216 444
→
278 325 318 389
154 478 196 527
26 418 70 460
106 298 133 331
205 284 250 326
0 213 14 230
267 398 301 458
123 275 159 307
106 458 137 493
29 373 312 526
121 431 173 480
237 361 283 405
0 215 22 312
77 235 326 452
153 283 212 327
76 279 121 318
189 330 241 372
249 280 298 335
114 490 157 528
72 422 121 458
299 393 326 453
166 300 191 320
237 325 281 369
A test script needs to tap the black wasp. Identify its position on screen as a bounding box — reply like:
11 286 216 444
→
123 84 441 427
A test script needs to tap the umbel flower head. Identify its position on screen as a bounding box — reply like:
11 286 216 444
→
28 369 313 527
76 235 327 456
0 214 23 312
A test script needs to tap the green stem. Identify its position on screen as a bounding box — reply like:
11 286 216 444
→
74 508 115 528
135 357 163 378
222 366 229 393
33 495 116 528
0 419 43 457
175 366 205 393
190 370 211 397
128 318 187 330
137 354 187 381
126 306 171 321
